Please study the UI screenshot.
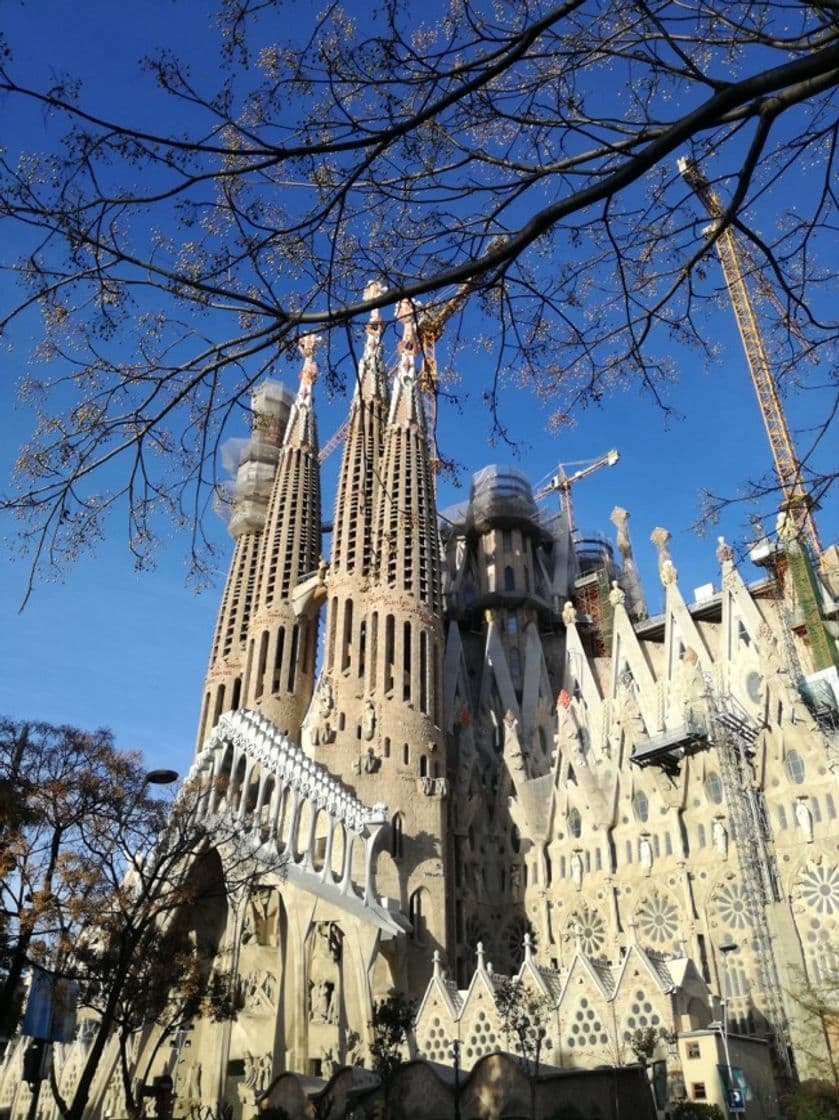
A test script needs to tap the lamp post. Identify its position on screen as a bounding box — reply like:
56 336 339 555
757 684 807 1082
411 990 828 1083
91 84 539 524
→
719 937 741 1117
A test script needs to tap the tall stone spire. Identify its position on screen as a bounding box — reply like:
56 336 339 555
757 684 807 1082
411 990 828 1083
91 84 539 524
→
330 280 389 580
196 381 292 749
318 287 390 732
242 335 322 737
371 300 448 981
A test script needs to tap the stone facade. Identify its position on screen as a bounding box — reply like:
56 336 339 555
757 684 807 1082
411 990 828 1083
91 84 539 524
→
2 305 838 1120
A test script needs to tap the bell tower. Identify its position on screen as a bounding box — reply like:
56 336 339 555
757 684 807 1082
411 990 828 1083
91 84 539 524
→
242 336 322 738
196 380 292 749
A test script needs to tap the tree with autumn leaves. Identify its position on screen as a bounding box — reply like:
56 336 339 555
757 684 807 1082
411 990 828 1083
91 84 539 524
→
0 717 281 1120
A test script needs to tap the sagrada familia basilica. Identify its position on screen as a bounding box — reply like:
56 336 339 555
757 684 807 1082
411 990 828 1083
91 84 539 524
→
2 298 838 1119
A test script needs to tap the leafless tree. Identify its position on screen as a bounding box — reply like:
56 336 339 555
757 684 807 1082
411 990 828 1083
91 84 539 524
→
0 0 836 592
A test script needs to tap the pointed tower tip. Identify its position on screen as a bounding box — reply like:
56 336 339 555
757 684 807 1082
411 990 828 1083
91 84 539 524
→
297 332 320 390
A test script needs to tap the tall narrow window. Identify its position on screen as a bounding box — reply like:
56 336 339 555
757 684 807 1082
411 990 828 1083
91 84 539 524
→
341 599 354 673
287 625 299 691
403 620 412 702
391 814 404 859
384 615 395 693
358 619 367 679
419 631 428 714
255 630 269 699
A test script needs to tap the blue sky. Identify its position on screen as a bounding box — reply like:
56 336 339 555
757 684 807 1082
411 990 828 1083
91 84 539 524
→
1 1 836 778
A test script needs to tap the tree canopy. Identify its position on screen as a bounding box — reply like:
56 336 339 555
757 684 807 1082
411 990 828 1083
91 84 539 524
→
1 0 836 586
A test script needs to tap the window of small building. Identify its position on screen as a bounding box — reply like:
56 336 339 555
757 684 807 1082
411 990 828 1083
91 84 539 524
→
785 750 806 784
692 1083 707 1101
686 1042 701 1060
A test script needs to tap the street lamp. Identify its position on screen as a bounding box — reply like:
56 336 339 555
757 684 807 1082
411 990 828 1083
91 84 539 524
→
719 937 741 1117
145 769 179 786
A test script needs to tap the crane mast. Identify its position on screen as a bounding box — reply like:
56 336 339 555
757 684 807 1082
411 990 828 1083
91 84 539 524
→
677 157 822 559
534 449 620 533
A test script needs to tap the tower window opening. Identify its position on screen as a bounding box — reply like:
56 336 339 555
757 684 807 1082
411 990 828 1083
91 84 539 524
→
567 808 582 840
419 755 428 778
358 619 367 678
409 889 427 943
287 624 299 692
369 612 379 689
328 596 338 668
272 627 286 693
403 621 412 702
502 529 513 553
384 737 391 758
341 599 354 673
419 631 428 714
384 615 395 694
231 677 242 710
403 743 410 765
504 565 515 591
391 814 404 859
255 631 269 700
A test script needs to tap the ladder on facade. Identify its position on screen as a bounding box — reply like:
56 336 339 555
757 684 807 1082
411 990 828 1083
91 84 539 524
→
706 689 792 1075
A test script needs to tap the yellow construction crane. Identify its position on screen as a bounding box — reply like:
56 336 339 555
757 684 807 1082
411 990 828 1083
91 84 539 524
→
534 449 620 532
677 156 823 560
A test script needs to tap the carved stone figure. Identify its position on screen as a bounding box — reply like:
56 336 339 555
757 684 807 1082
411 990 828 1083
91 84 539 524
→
609 580 626 607
187 1061 202 1103
639 835 653 874
571 852 583 890
562 600 578 627
617 677 647 746
651 527 678 586
712 818 728 858
314 679 335 745
796 798 814 843
362 698 376 741
243 888 278 947
362 746 380 773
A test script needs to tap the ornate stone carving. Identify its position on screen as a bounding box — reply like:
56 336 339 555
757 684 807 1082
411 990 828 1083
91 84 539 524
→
651 527 678 586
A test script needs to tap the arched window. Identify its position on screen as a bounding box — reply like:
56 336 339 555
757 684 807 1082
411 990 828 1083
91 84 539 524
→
419 755 428 778
511 825 521 853
705 772 724 805
409 889 427 943
567 808 582 839
633 791 650 823
391 814 404 859
785 750 806 784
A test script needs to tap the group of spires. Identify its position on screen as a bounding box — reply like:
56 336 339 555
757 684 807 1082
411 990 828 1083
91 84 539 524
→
197 289 439 752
